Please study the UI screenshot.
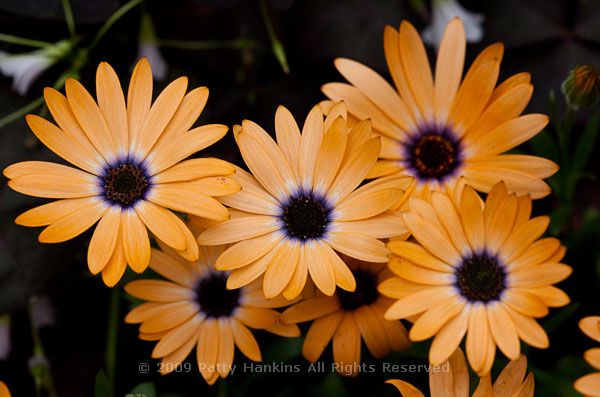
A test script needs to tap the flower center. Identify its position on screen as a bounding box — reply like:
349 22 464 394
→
337 270 379 311
195 273 240 318
455 253 506 303
281 193 331 241
408 130 460 180
103 163 149 206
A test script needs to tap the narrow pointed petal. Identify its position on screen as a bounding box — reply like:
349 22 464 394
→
122 210 151 272
88 207 120 274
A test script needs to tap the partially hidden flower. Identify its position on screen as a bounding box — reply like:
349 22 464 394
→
322 18 557 200
0 39 75 95
279 256 410 376
136 12 167 81
3 58 238 286
387 348 534 397
0 381 10 397
380 181 571 375
561 65 600 110
197 102 413 299
125 238 299 385
575 316 600 397
422 0 484 48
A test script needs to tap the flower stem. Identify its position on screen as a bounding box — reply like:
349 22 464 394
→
258 0 289 74
60 0 77 39
0 33 52 48
0 96 44 129
106 287 120 395
28 299 57 397
218 379 228 397
158 37 261 51
558 107 576 204
88 0 145 51
0 47 86 129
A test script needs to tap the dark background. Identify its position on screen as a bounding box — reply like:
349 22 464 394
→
0 0 599 396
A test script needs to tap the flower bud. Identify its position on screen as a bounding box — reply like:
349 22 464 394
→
136 12 167 81
561 65 600 110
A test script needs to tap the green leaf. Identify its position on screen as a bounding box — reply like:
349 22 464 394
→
542 303 581 333
533 364 582 397
571 208 600 244
311 372 345 396
566 171 596 201
530 129 559 162
129 382 156 397
263 336 302 363
571 113 600 173
94 370 112 397
549 206 571 235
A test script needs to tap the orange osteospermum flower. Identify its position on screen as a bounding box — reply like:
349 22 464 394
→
0 381 10 397
197 102 413 299
280 257 410 376
322 17 557 200
387 348 534 397
380 181 571 375
575 316 600 397
3 58 238 286
125 242 299 385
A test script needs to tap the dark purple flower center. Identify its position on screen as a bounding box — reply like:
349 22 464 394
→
455 252 506 303
195 273 240 318
281 192 331 241
337 270 379 311
103 163 149 206
406 127 461 181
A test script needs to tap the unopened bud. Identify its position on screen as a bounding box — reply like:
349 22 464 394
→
561 65 600 110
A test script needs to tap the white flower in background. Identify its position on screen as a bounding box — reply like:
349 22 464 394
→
422 0 484 48
30 296 55 328
0 315 10 360
136 12 167 81
0 39 74 95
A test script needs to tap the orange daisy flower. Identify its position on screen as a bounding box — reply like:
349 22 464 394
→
280 256 410 376
125 241 299 385
575 316 600 396
387 348 534 396
322 18 557 199
0 381 10 397
197 103 412 299
380 181 571 375
3 58 237 286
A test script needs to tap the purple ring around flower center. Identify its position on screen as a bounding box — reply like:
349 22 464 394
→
99 157 152 208
278 188 333 242
454 250 507 303
402 124 463 182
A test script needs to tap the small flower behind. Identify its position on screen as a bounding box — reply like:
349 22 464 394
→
0 39 75 95
136 12 167 81
125 236 299 385
4 58 238 286
422 0 484 48
387 348 534 397
279 256 410 377
380 180 571 375
575 316 600 397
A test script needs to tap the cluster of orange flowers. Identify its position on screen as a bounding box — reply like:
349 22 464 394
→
3 18 597 397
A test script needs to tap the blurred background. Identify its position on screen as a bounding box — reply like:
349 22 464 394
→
0 0 599 396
